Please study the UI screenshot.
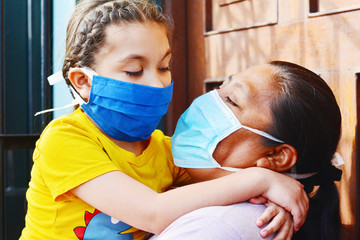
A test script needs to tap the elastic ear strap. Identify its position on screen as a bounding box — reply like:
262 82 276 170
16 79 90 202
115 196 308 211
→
80 67 98 80
34 69 88 116
286 153 344 180
69 87 86 105
34 101 78 116
218 166 242 172
285 172 317 180
47 71 65 85
47 67 97 85
241 125 284 143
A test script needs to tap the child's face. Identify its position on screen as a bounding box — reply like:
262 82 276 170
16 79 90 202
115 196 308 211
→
92 21 172 88
214 65 277 169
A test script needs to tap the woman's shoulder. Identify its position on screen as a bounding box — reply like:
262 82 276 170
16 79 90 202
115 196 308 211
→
155 203 274 240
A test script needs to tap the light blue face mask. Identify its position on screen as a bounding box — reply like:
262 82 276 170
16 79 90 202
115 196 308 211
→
171 90 284 172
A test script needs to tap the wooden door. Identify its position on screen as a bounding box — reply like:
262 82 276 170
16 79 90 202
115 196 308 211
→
164 0 360 238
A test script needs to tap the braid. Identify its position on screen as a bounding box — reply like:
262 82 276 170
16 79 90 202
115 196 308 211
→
62 0 170 86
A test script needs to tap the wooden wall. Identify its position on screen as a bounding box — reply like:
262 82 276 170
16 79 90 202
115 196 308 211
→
164 0 360 238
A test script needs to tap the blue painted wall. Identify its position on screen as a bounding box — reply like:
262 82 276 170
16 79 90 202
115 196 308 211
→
52 0 75 119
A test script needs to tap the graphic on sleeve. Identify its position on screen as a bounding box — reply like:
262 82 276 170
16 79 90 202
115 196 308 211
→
74 209 133 240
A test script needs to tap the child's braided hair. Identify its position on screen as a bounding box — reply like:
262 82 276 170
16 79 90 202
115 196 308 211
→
62 0 171 86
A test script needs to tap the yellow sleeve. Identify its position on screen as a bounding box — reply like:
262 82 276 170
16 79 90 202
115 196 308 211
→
161 134 192 187
173 167 193 186
34 118 119 201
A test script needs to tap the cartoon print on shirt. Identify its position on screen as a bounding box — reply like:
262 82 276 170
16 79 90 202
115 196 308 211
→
74 209 133 240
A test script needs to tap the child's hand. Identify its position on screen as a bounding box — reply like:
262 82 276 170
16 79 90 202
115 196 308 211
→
260 169 309 232
256 201 293 240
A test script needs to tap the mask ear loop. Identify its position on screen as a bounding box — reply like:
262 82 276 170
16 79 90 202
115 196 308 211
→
218 166 242 172
79 67 97 80
241 125 284 143
211 89 285 144
285 152 344 180
34 69 95 116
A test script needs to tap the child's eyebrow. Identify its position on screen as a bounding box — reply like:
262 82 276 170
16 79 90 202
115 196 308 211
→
118 49 172 63
227 74 234 82
161 49 172 61
120 54 146 62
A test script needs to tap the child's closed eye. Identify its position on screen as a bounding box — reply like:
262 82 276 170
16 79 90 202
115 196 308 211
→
126 70 143 77
159 66 170 72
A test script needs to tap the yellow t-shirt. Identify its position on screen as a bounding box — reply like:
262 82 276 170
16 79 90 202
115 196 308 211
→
20 108 190 240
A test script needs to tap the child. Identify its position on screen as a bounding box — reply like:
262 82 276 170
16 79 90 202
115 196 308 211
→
20 1 308 240
161 61 342 240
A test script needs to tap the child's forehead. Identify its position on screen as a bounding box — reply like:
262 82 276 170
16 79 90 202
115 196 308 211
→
102 21 169 49
92 21 171 68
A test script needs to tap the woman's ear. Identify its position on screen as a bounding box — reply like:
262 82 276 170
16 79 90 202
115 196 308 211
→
256 144 297 172
68 68 92 100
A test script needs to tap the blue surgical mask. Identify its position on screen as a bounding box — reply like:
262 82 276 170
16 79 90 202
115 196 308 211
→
35 68 172 142
171 90 284 172
80 68 173 142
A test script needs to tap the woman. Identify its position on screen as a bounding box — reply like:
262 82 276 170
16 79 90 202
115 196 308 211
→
161 61 342 240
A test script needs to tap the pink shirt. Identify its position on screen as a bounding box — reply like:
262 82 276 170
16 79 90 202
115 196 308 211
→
151 202 275 240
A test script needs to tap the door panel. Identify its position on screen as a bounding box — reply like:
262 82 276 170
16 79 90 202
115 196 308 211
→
210 0 278 32
165 0 360 238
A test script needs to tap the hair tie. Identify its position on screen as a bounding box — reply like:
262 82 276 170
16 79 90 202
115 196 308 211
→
318 164 342 186
287 152 344 180
298 152 344 186
300 164 342 187
331 152 345 167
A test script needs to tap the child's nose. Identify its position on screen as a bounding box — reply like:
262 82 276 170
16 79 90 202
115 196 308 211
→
147 79 164 88
145 72 169 88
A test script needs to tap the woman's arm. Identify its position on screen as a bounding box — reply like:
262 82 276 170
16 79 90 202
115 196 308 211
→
71 167 308 235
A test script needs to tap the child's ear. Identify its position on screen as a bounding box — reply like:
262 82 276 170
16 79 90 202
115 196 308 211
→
256 144 297 172
68 68 92 100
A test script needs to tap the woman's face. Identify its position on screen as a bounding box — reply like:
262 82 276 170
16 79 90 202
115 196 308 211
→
213 64 277 168
92 21 172 88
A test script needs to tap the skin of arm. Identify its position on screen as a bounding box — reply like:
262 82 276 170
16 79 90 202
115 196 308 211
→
185 168 232 182
71 167 308 235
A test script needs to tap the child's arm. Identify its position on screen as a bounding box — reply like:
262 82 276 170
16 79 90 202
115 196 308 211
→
188 168 297 238
184 168 232 182
71 167 308 235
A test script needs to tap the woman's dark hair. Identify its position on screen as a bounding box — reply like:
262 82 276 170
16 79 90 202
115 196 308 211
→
265 61 342 240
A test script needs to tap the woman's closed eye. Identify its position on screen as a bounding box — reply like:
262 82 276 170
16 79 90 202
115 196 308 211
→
226 96 244 112
226 96 237 106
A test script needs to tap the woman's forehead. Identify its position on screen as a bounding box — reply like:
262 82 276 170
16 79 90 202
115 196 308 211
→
219 65 275 127
224 65 274 95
